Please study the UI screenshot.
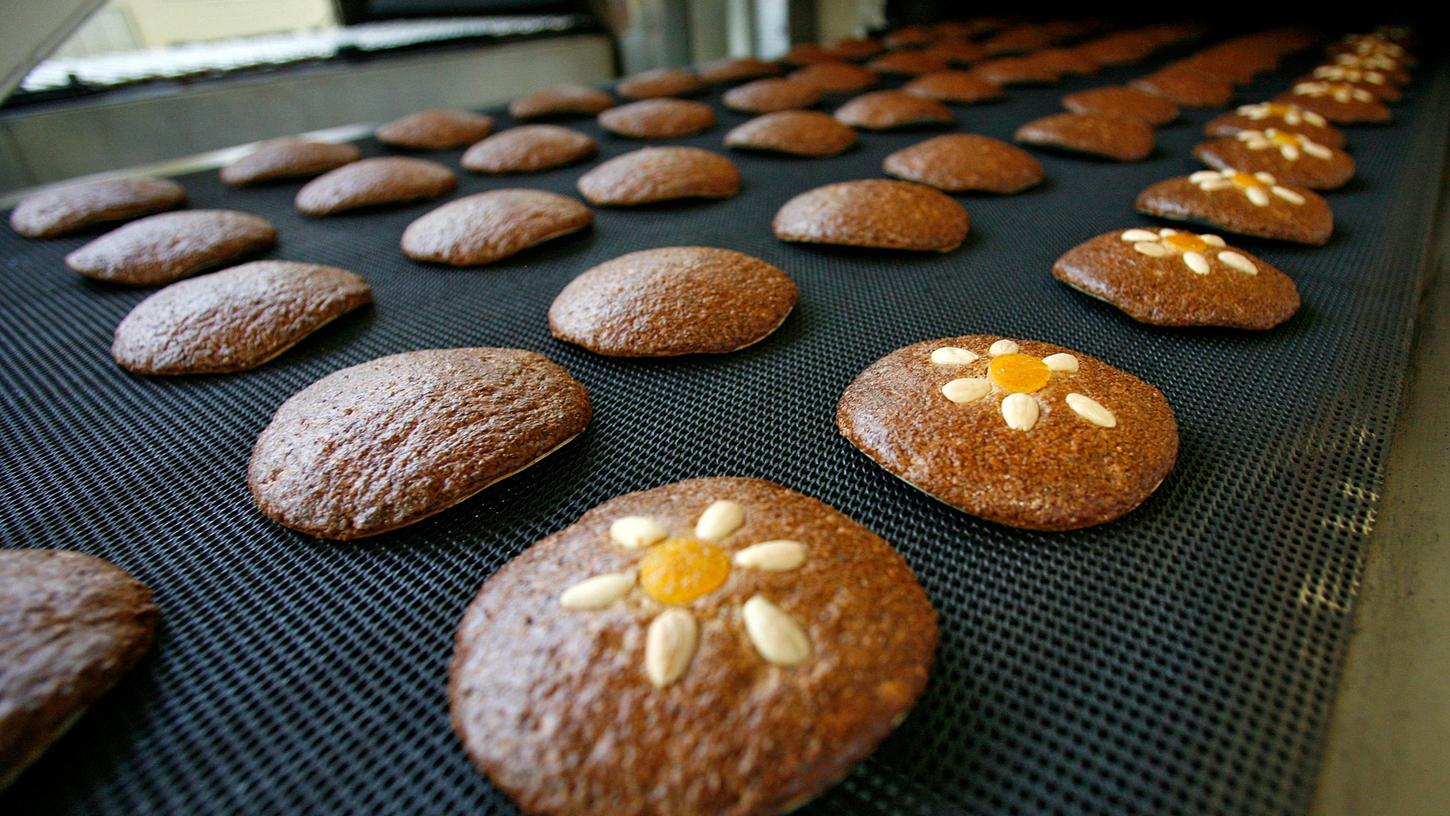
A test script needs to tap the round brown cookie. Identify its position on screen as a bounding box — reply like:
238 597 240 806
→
788 62 879 94
450 476 937 816
1076 32 1156 66
249 347 590 540
1136 170 1333 246
721 78 823 114
459 126 597 174
697 56 780 84
509 84 616 119
884 25 935 49
883 134 1043 194
1053 227 1300 329
972 56 1061 86
10 177 186 239
111 260 372 374
867 50 949 76
295 157 457 215
1305 65 1401 101
375 109 496 150
616 67 705 100
773 180 968 252
548 247 798 356
1031 48 1101 77
597 99 716 139
1274 82 1391 124
578 147 740 206
833 91 953 130
1329 53 1410 86
921 38 987 66
1173 51 1268 87
782 43 833 66
723 111 858 158
401 190 593 266
1130 70 1234 108
220 138 361 187
1014 112 1155 162
901 71 1003 104
1061 86 1178 126
65 210 276 286
982 25 1052 56
824 37 884 61
1193 132 1354 191
1203 103 1346 149
0 550 157 790
934 19 999 39
837 335 1178 530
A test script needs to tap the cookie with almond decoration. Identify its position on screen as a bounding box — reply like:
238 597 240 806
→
837 336 1178 530
1136 170 1333 245
1328 53 1410 85
1203 102 1345 149
1053 228 1300 329
450 477 937 816
1302 64 1401 102
1193 130 1354 190
1275 82 1391 124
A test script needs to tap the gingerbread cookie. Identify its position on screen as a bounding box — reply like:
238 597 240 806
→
549 247 798 356
781 43 833 66
825 37 884 61
901 71 1003 104
1062 86 1178 126
787 62 879 94
295 157 457 215
249 348 590 540
1031 48 1101 77
1136 170 1333 245
578 147 740 206
1015 112 1154 162
921 38 987 66
10 177 186 239
884 26 935 49
401 190 593 266
883 135 1043 194
1130 70 1233 108
1076 32 1156 66
111 261 372 374
460 126 597 174
1193 131 1354 190
1053 228 1300 329
65 210 276 285
867 50 949 76
220 138 361 187
617 68 705 100
698 56 780 84
1329 53 1410 85
982 25 1052 56
509 85 616 119
834 91 953 130
723 111 858 158
375 109 495 150
598 99 716 139
837 336 1178 530
0 550 157 790
1275 82 1391 124
450 477 937 816
972 56 1061 86
773 180 968 252
722 78 823 114
1203 103 1346 149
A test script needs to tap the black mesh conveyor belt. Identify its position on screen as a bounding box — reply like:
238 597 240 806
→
2 38 1447 816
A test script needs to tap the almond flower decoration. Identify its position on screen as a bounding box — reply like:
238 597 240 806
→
1119 227 1257 275
931 339 1115 432
558 500 810 687
1312 65 1387 86
1189 169 1306 208
1292 81 1374 104
1237 103 1328 129
1234 128 1333 161
1333 53 1400 73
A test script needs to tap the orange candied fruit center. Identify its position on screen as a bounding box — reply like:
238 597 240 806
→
1230 172 1266 189
639 538 731 605
988 354 1051 393
1162 233 1209 253
1270 131 1301 145
1263 103 1293 116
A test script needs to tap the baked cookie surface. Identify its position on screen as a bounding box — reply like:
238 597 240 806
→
722 78 823 114
401 190 592 266
901 70 1003 104
883 134 1043 194
1062 86 1178 126
1053 228 1300 329
509 84 616 119
773 179 969 252
616 67 705 100
450 477 937 816
375 109 495 150
1193 132 1354 190
698 56 780 84
65 210 276 285
577 147 740 206
834 90 953 130
787 62 879 94
1136 170 1333 245
249 348 590 540
295 157 457 215
549 247 798 356
597 99 717 139
838 336 1178 530
1015 112 1155 161
10 178 186 239
220 139 360 187
1274 82 1391 124
1203 103 1346 149
459 126 597 174
724 111 858 157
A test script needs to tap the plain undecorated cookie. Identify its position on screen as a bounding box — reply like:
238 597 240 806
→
1136 171 1333 245
1015 112 1155 161
867 50 949 75
1130 71 1233 108
1053 227 1300 329
220 138 361 187
834 91 953 130
902 71 1003 104
375 109 495 150
509 85 616 119
788 62 879 94
0 550 157 791
578 148 740 207
724 111 858 158
1062 86 1178 126
10 178 186 239
450 477 936 816
722 78 823 114
65 210 276 285
883 135 1042 194
773 179 968 252
401 190 593 266
616 68 705 100
111 260 372 374
598 99 716 139
549 247 798 356
295 157 457 215
698 57 780 84
460 126 597 174
837 335 1179 530
249 347 591 540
